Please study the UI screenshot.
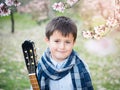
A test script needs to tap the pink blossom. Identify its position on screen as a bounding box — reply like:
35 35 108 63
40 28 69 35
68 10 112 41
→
114 4 120 13
0 3 11 16
82 30 93 39
5 0 21 7
0 3 4 8
14 0 21 7
0 8 11 16
0 3 4 15
66 0 78 6
52 2 65 12
5 0 14 6
0 0 21 16
93 34 102 40
94 25 106 35
106 17 118 28
0 3 4 9
2 9 11 16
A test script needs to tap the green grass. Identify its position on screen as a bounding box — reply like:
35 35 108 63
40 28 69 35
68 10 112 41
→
0 13 120 90
0 57 30 90
0 13 38 32
0 13 38 90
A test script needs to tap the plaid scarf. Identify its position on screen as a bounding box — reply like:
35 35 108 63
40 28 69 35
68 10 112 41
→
37 48 94 90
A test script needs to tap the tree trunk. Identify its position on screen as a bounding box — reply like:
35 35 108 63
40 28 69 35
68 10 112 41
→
11 11 15 33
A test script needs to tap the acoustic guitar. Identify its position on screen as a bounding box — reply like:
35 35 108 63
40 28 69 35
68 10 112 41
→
22 40 40 90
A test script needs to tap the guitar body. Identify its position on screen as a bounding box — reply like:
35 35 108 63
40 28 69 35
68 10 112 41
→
22 40 40 90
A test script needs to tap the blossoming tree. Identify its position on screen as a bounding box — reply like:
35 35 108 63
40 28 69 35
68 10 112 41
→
0 0 21 33
52 0 120 40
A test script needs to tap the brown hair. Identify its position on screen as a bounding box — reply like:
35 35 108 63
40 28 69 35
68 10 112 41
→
45 16 77 41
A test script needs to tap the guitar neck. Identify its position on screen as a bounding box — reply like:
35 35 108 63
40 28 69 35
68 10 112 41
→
29 73 40 90
22 40 40 90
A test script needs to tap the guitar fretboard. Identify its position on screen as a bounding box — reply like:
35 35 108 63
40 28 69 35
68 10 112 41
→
29 73 40 90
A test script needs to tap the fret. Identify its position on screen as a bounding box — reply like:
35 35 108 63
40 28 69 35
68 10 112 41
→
29 73 40 90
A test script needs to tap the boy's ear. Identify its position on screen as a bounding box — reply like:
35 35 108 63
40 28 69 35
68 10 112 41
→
73 40 76 44
44 37 49 43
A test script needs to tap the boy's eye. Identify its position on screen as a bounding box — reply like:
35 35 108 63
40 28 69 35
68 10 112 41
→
66 41 71 44
54 40 60 43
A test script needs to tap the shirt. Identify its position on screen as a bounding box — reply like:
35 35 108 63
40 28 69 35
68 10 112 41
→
49 57 74 90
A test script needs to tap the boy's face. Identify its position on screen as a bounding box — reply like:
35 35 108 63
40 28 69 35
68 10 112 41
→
45 30 75 62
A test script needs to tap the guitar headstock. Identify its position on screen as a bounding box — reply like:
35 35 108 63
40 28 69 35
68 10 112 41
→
22 40 37 74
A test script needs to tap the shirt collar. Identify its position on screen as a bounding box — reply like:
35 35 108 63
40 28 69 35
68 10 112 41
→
50 56 68 69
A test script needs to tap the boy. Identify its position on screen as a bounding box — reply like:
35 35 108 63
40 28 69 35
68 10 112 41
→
36 16 94 90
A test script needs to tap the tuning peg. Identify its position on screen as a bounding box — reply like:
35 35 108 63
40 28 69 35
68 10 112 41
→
24 50 27 53
30 49 32 53
31 56 33 59
27 63 30 65
26 57 29 59
32 62 34 65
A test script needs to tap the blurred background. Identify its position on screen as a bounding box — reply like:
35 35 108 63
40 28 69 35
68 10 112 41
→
0 0 120 90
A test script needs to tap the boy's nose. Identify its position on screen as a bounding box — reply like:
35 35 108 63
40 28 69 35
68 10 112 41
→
59 42 65 49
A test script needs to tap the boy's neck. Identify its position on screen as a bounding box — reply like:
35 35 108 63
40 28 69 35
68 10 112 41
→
50 55 68 63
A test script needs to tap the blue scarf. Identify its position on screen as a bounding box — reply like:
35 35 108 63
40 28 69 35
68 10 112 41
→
37 48 94 90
